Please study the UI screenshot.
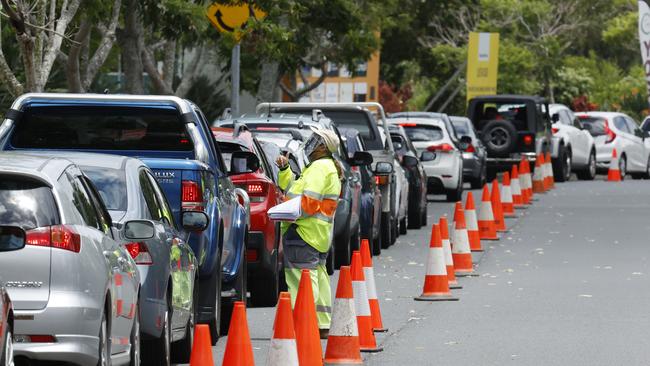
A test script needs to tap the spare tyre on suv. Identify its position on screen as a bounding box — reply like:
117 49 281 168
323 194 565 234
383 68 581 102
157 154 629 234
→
467 95 553 179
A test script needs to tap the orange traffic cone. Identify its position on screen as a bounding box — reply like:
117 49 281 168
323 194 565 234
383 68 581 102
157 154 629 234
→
189 324 215 366
267 295 299 366
439 217 462 289
511 165 525 208
351 251 382 352
415 224 459 301
222 302 255 366
545 152 555 189
294 270 323 366
478 185 498 240
464 192 482 251
491 180 507 232
272 292 292 330
607 149 622 181
452 202 479 277
360 239 387 333
532 154 545 193
501 172 516 217
323 266 363 365
519 158 531 204
541 153 551 191
525 158 536 200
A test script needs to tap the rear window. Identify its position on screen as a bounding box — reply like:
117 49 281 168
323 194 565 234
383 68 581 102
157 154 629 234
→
82 167 127 211
0 176 58 230
579 117 606 136
317 111 382 150
11 105 193 151
451 120 473 137
402 125 444 142
217 141 249 172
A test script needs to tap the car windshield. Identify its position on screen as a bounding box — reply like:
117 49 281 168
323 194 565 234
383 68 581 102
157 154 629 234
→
11 105 194 151
0 175 58 230
401 125 444 142
451 120 474 138
578 116 606 136
82 167 128 211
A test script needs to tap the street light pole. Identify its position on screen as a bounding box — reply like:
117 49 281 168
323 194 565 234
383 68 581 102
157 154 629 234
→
231 43 241 117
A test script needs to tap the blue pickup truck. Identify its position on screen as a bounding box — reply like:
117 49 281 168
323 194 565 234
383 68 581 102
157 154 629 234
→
0 93 251 342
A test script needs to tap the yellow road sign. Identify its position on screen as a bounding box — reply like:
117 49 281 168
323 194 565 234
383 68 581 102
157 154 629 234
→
206 3 266 40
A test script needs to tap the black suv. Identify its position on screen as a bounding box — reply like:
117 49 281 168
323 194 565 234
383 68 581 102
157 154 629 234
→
467 95 553 178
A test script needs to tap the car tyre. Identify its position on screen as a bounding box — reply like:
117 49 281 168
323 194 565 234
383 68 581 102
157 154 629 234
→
142 303 170 366
481 120 518 157
349 225 361 254
326 244 335 275
390 217 398 245
249 246 280 307
644 158 650 179
129 301 141 366
172 279 198 363
445 174 463 202
97 310 110 366
399 217 407 235
470 164 487 189
221 252 247 336
407 200 422 229
380 212 392 249
577 150 596 180
1 319 12 366
619 155 627 181
334 218 352 269
553 145 571 182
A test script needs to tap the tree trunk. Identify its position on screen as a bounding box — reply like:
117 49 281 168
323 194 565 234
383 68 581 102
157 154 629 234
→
66 20 92 93
119 0 144 94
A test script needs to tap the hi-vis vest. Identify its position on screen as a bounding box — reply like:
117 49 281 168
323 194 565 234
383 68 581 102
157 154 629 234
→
279 157 341 253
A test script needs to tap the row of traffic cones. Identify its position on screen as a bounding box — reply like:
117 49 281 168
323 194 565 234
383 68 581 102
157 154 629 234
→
189 239 389 365
414 154 557 301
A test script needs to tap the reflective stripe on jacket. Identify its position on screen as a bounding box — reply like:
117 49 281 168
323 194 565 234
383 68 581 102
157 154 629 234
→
279 157 341 253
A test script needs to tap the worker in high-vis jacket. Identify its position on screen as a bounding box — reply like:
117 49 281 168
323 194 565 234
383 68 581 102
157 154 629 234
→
275 126 342 339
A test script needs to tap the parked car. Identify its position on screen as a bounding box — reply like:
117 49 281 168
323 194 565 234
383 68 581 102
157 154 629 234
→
258 103 397 249
215 114 372 271
466 95 553 179
388 125 428 229
0 280 13 366
212 126 284 307
0 93 251 341
641 115 650 133
387 118 463 202
58 153 200 364
0 153 140 365
549 104 596 181
340 128 383 254
449 116 488 188
577 112 650 179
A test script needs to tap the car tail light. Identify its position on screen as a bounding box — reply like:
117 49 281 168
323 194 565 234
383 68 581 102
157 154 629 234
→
124 242 153 265
14 335 56 343
398 123 417 127
182 180 204 211
246 249 259 262
465 144 476 153
552 127 559 134
375 175 389 186
239 182 268 202
523 135 533 146
604 120 616 143
427 143 454 152
26 225 81 253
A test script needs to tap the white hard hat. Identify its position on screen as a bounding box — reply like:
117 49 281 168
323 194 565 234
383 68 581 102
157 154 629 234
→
309 126 340 154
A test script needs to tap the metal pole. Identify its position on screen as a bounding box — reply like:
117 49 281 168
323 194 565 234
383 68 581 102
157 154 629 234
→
231 43 241 117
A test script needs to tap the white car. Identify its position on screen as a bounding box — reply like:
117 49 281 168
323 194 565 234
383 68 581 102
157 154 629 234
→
549 104 596 181
387 118 463 202
577 112 650 179
378 128 409 236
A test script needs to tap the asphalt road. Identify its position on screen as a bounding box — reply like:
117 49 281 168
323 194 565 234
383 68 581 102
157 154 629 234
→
181 178 650 365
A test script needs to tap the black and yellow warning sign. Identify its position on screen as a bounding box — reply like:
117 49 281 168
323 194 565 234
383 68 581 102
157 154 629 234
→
206 3 266 41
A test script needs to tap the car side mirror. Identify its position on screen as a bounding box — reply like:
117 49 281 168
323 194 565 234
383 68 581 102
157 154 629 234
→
551 113 560 123
420 151 436 162
374 161 393 175
229 151 260 175
182 211 210 232
402 155 419 168
350 151 373 166
124 220 155 240
0 226 26 251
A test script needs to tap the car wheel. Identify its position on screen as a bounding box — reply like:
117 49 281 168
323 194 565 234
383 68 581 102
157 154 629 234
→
97 310 110 366
421 206 427 226
471 163 487 189
390 217 398 245
577 150 597 180
326 244 335 275
249 249 280 307
221 252 247 335
129 302 141 366
142 305 170 366
380 212 392 249
399 217 407 235
334 219 352 269
408 201 422 229
172 278 198 363
553 145 570 182
481 120 518 157
1 319 12 366
445 174 463 202
644 158 650 179
349 225 361 255
619 155 627 180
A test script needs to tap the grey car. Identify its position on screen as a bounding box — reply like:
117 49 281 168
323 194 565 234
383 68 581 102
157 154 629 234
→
0 152 141 365
0 278 13 366
59 153 202 365
450 116 487 189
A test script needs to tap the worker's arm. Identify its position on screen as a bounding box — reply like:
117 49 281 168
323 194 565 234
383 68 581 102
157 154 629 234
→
278 165 295 192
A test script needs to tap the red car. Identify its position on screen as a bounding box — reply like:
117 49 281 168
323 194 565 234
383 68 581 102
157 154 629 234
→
212 126 284 307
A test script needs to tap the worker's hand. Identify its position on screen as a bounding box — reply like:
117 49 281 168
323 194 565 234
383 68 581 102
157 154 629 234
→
276 156 289 169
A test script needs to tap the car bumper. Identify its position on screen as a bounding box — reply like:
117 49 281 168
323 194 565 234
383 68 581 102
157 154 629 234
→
462 153 482 178
422 162 460 191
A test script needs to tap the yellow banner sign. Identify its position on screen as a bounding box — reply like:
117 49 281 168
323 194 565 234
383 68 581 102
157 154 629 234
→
466 32 499 102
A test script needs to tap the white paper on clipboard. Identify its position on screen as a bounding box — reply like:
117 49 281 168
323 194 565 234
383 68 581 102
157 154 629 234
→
268 196 302 221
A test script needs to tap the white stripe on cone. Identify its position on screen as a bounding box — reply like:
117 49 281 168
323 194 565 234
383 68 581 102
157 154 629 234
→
451 228 471 255
442 238 453 266
426 247 447 276
533 165 543 182
266 339 299 366
511 176 522 197
465 208 479 231
329 298 359 337
610 154 619 171
501 184 513 204
525 171 533 192
363 267 378 300
352 281 371 317
478 200 494 221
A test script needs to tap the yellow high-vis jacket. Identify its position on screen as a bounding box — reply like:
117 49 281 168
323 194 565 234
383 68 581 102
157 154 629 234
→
279 157 341 253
